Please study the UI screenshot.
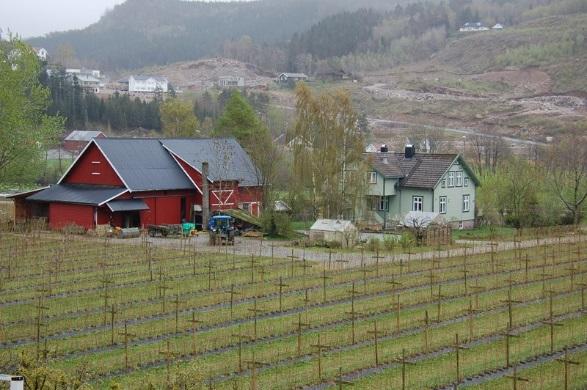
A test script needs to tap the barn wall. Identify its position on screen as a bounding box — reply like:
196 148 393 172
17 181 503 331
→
133 190 200 226
63 143 124 186
238 186 263 216
174 157 204 190
49 203 94 230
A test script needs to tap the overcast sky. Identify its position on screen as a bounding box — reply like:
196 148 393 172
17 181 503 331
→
0 0 126 38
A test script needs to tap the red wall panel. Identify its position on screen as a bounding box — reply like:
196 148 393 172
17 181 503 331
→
174 157 204 191
63 143 124 186
49 203 94 230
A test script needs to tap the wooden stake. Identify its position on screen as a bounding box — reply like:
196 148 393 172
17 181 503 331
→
232 330 252 372
288 249 298 277
334 367 353 389
293 313 309 356
109 304 117 345
187 312 203 355
320 269 331 303
345 282 361 344
159 340 178 387
245 352 267 390
433 285 446 322
367 320 383 365
372 248 384 277
542 290 563 353
502 331 520 368
501 290 522 330
394 349 415 390
172 293 184 334
505 365 529 390
311 334 330 380
274 277 288 312
118 320 136 370
556 347 580 390
227 284 240 320
248 299 264 340
423 310 430 353
454 333 468 385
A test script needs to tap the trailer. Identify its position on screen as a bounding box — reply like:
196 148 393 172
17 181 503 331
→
147 224 182 238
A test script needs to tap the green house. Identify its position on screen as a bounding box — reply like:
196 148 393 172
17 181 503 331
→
362 146 480 229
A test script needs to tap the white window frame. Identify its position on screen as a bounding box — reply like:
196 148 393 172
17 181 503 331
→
456 171 463 187
464 177 469 187
448 172 455 187
412 196 423 212
369 171 377 184
441 178 446 188
439 196 447 214
463 194 470 212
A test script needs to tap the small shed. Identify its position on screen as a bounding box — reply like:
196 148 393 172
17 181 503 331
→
310 219 358 248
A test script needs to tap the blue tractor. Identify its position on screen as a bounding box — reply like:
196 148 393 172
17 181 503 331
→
208 215 236 246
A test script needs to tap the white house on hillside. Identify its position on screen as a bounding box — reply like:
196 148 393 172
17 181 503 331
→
128 75 169 93
33 47 48 61
459 22 490 32
218 76 245 89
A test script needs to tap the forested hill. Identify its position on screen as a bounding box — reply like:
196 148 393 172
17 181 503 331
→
26 0 404 70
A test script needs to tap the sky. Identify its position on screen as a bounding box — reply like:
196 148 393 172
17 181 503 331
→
0 0 126 38
0 0 251 38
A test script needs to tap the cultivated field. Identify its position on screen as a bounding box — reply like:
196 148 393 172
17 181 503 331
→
0 229 586 389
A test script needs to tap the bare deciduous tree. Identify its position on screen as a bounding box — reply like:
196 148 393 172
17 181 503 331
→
546 135 587 225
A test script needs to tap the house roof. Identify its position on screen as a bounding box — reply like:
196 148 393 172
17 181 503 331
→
310 219 356 232
93 138 196 192
27 184 126 206
65 130 104 141
130 75 168 82
368 152 473 189
280 73 308 79
106 199 149 212
161 138 260 186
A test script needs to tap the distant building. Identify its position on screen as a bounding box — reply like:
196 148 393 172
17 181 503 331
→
65 69 104 93
128 75 169 93
459 22 490 32
63 130 106 154
492 23 504 30
33 47 48 61
75 74 103 93
218 76 245 89
278 73 308 85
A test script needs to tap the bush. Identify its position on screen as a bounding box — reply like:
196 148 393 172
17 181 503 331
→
399 231 415 250
261 211 292 238
62 224 86 235
383 234 398 251
367 237 381 252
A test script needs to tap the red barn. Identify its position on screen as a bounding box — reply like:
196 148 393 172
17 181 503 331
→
14 138 263 230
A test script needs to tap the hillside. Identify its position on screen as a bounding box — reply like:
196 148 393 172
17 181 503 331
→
27 0 407 70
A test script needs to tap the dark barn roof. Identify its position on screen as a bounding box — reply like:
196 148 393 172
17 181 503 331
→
27 184 126 205
161 138 260 187
94 138 195 192
106 199 149 212
368 153 476 189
